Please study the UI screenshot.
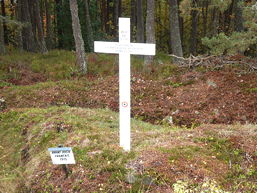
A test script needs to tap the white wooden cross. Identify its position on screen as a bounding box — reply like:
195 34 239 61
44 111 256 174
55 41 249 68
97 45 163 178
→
94 18 156 151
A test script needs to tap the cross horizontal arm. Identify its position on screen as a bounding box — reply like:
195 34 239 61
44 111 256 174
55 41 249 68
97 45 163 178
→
94 41 156 56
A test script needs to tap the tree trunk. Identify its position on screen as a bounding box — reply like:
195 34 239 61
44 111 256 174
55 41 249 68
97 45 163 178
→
10 0 15 19
156 0 161 49
35 0 48 53
45 0 53 49
16 0 23 51
55 0 63 48
136 0 144 43
69 0 87 74
101 0 107 32
210 7 219 36
234 0 243 32
0 18 5 54
202 0 208 36
190 0 198 55
130 0 136 41
1 0 8 44
28 0 37 42
118 0 121 16
223 0 234 33
169 0 183 61
165 2 171 53
144 0 155 70
113 0 120 36
20 0 36 52
106 0 110 34
84 0 94 52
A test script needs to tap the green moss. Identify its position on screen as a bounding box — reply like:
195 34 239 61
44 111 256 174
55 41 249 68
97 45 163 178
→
0 81 13 88
160 145 203 161
246 87 257 93
164 80 195 88
0 50 77 81
1 80 92 108
158 64 181 79
194 137 242 163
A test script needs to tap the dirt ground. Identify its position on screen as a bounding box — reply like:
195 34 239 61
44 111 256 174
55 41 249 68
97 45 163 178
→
1 61 257 192
89 69 257 126
1 66 257 127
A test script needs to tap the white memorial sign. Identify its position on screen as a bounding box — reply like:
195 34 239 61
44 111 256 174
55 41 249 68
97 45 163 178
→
94 18 156 151
48 147 76 164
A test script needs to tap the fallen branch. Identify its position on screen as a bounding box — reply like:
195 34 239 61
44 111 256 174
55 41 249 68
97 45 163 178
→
168 54 257 71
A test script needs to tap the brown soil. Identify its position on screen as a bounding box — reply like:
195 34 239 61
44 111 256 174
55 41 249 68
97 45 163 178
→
27 124 257 192
2 68 257 127
8 68 47 85
90 70 257 126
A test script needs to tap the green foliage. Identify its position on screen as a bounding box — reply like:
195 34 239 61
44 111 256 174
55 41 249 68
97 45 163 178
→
247 87 257 93
30 50 77 80
0 81 13 88
202 31 257 55
161 145 203 161
202 2 257 56
0 50 77 81
180 0 232 16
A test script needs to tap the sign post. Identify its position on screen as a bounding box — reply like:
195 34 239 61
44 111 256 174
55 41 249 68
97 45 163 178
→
94 18 156 151
48 146 76 178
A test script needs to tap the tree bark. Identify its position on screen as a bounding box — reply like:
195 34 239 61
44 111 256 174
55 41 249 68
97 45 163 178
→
144 0 155 70
35 0 48 53
16 0 23 51
106 0 110 34
45 0 53 49
190 0 198 55
136 0 144 43
20 0 36 52
55 0 63 48
223 0 234 33
101 0 107 32
234 0 243 32
130 0 136 41
169 0 183 61
69 0 87 74
202 0 208 36
84 0 94 52
1 0 8 44
28 0 37 41
210 7 219 36
10 0 15 19
0 18 5 54
113 0 120 36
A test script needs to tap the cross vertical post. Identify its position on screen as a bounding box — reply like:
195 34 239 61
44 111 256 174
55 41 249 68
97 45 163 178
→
119 18 131 151
94 18 155 151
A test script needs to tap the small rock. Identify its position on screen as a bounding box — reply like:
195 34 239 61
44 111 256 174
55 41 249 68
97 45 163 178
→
0 98 6 111
207 79 217 88
213 109 220 116
142 176 155 186
125 172 137 184
163 116 173 125
87 150 102 156
172 109 180 115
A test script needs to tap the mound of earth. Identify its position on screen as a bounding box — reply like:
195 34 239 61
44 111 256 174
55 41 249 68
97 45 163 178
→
1 69 257 127
92 70 257 126
0 107 256 192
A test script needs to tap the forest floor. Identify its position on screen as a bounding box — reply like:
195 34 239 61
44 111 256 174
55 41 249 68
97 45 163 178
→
0 50 256 192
